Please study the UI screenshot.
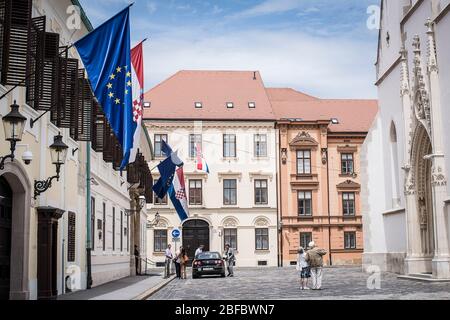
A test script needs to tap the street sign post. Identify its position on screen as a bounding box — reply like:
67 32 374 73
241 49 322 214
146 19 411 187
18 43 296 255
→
172 229 181 253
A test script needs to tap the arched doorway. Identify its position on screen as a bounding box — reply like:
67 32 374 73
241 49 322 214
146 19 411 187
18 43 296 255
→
412 125 434 259
182 219 210 264
0 176 12 300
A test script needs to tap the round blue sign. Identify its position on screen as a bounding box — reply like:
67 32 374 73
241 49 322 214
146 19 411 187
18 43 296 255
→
172 229 181 238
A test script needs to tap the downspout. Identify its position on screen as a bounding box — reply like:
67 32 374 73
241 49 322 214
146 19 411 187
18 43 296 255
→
277 125 284 267
326 147 333 266
86 142 93 288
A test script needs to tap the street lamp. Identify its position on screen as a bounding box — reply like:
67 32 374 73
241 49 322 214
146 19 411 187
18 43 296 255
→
34 133 69 199
0 101 27 170
124 195 147 216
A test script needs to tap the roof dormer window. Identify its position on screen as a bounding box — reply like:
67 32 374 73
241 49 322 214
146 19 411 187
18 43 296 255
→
226 102 234 109
331 118 339 124
143 102 151 108
195 102 203 109
248 102 256 108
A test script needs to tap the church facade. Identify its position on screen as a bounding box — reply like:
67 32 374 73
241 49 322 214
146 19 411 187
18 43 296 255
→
362 0 450 279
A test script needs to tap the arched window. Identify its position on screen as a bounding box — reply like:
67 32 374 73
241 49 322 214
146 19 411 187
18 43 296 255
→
390 121 401 207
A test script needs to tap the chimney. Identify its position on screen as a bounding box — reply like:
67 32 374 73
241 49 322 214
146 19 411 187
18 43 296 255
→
253 71 257 80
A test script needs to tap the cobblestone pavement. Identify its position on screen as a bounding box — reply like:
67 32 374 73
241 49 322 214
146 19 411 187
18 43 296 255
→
148 267 450 300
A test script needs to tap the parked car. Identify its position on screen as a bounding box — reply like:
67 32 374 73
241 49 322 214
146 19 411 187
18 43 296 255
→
192 252 226 278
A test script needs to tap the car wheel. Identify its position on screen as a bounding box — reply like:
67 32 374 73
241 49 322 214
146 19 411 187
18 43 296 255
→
221 273 226 277
193 274 199 279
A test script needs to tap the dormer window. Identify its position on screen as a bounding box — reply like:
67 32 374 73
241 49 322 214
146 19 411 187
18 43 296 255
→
226 102 234 109
248 102 256 108
143 102 151 108
195 102 203 109
331 118 339 124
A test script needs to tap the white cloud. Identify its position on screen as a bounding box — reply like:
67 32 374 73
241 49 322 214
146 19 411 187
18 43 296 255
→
147 2 157 14
231 0 303 18
142 26 377 99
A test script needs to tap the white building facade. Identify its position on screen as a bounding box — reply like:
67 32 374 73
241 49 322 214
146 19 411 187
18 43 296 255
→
362 0 450 279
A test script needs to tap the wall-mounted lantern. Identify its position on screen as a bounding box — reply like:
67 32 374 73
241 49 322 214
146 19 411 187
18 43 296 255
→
34 133 69 199
0 101 27 170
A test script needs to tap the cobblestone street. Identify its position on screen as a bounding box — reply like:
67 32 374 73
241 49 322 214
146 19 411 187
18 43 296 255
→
149 267 450 300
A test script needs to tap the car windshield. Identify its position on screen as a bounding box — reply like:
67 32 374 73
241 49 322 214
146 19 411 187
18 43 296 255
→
197 252 221 260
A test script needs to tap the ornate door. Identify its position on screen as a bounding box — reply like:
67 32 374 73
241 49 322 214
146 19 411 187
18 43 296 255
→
182 219 210 265
0 177 12 300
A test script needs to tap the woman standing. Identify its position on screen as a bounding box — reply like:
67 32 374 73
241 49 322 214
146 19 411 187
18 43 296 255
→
174 246 183 279
296 247 310 290
180 248 189 280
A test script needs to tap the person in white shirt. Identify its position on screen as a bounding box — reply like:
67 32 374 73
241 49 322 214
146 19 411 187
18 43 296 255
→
296 247 310 290
194 245 204 259
164 244 173 278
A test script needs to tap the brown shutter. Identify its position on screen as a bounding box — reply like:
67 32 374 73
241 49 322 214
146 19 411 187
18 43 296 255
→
51 48 79 128
0 0 32 86
112 140 123 171
126 154 140 185
26 16 45 107
70 69 93 141
91 101 105 152
102 121 114 163
144 164 153 204
67 212 76 262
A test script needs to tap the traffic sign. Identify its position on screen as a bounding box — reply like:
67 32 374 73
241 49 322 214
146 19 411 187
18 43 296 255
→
172 228 181 239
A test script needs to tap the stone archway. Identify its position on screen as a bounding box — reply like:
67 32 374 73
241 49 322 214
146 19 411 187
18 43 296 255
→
0 161 32 300
182 219 210 264
411 124 434 266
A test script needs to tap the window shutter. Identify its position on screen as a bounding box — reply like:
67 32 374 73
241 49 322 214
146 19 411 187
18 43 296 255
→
126 153 140 184
67 212 76 262
0 0 32 86
102 121 114 163
25 16 45 107
91 101 105 152
70 69 93 141
51 48 79 128
112 139 123 171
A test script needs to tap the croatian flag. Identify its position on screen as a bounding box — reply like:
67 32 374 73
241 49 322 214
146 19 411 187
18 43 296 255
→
129 41 144 163
196 143 210 174
168 167 189 222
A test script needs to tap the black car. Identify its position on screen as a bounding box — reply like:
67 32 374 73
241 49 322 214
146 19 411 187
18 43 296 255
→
192 252 226 278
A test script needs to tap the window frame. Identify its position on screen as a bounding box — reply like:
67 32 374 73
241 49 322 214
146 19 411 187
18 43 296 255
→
223 179 237 205
296 150 312 175
189 179 203 205
297 191 313 216
341 153 354 175
223 134 236 158
224 228 238 250
344 231 357 249
154 229 168 252
67 212 76 262
299 232 312 250
254 134 268 157
342 192 356 216
255 228 269 251
254 179 268 205
154 134 168 158
102 202 106 252
189 134 202 158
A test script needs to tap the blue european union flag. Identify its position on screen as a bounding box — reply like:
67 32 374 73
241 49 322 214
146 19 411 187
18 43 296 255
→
152 157 177 199
74 7 136 169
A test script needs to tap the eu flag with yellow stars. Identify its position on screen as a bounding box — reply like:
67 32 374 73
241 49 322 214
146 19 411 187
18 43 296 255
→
74 6 136 169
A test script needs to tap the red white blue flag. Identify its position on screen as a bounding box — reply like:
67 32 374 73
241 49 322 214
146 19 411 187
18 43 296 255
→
129 41 144 163
168 167 189 222
196 143 210 174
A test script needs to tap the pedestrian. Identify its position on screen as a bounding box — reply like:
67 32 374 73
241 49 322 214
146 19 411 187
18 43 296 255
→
305 241 327 290
174 246 182 279
180 248 189 280
195 244 204 259
134 245 140 275
223 244 236 277
164 244 173 278
296 247 310 290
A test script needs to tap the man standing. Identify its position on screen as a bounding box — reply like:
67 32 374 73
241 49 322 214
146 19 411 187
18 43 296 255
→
174 246 182 279
134 245 140 276
164 244 173 278
305 241 327 290
223 244 236 277
195 244 204 259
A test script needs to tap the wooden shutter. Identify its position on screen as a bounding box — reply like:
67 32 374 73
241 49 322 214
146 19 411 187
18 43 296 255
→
51 48 79 128
112 139 123 171
102 121 114 163
70 69 92 141
144 163 153 204
67 212 76 262
91 101 105 152
0 0 32 86
126 153 140 184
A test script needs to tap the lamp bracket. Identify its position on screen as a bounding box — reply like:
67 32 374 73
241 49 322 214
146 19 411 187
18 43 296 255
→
34 174 59 199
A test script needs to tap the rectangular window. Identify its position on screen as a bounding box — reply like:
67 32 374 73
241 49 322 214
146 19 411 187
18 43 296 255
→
344 232 356 249
297 150 311 174
223 179 237 205
120 211 123 252
300 232 312 250
341 153 354 175
343 192 356 216
189 134 202 158
102 203 106 252
255 228 269 250
154 134 168 158
68 212 76 262
112 207 115 251
254 179 268 205
91 197 95 250
223 134 236 158
224 229 237 250
126 214 129 252
254 134 267 157
154 230 167 252
189 179 202 205
298 191 313 216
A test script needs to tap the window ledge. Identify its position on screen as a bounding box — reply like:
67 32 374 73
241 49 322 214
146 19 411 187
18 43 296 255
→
252 157 269 161
222 157 239 161
255 250 270 254
382 207 405 216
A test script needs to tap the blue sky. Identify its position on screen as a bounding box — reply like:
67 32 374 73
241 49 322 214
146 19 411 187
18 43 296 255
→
78 0 380 98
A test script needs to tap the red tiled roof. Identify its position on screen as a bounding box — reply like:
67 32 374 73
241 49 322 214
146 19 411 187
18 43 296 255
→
271 99 378 133
143 70 276 121
266 88 319 101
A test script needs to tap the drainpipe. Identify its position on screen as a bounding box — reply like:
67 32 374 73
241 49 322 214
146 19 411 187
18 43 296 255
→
277 126 284 267
86 142 93 288
325 147 333 266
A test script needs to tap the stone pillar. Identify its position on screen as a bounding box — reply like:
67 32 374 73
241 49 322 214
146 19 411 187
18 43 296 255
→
425 20 450 279
399 45 425 274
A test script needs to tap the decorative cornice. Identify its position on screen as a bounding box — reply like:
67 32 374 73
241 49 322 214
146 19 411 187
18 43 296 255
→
249 171 274 182
289 131 318 148
217 171 242 182
336 180 361 190
145 121 275 130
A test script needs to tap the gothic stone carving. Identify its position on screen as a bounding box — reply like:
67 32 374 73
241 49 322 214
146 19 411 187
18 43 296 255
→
431 166 447 187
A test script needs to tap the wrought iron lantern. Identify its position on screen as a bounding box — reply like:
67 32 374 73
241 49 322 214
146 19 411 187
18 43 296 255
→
0 101 27 170
34 133 69 199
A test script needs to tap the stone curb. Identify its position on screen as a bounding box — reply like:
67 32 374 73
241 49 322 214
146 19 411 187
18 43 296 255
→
132 275 177 300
